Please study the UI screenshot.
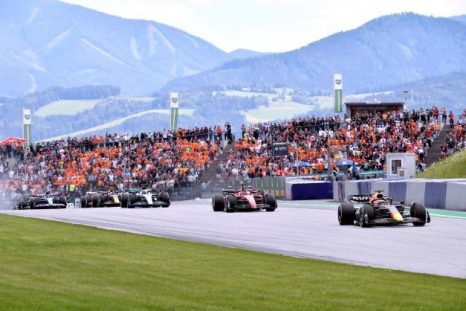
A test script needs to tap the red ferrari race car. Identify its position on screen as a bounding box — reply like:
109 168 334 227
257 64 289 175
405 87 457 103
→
212 185 277 213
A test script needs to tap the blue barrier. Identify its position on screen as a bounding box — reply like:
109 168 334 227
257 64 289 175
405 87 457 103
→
425 182 447 209
357 181 373 195
294 178 465 212
388 182 407 202
286 180 333 200
445 182 466 211
405 181 426 205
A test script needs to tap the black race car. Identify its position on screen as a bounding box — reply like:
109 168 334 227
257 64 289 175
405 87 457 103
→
16 193 67 210
120 189 170 208
338 192 430 227
212 185 277 213
81 191 121 208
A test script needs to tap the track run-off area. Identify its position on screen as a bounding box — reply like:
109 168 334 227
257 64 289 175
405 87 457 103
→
2 199 466 279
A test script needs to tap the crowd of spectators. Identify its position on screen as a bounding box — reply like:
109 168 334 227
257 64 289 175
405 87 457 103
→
1 106 465 201
2 127 220 197
217 106 462 182
439 109 466 160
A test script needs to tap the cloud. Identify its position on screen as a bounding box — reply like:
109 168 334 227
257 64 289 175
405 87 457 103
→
62 0 198 26
61 0 466 52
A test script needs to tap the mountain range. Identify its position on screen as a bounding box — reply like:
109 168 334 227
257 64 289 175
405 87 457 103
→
0 0 258 97
359 71 466 112
451 15 466 24
1 2 466 140
1 1 465 98
165 13 466 94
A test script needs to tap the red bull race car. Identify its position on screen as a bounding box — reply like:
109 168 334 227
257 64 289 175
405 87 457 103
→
338 191 431 227
212 185 277 213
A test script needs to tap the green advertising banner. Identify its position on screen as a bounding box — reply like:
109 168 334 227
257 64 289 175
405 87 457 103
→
170 107 179 131
169 92 179 131
23 109 32 153
334 89 342 113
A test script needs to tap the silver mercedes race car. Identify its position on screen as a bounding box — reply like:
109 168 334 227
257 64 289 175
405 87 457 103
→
120 189 170 208
16 193 67 210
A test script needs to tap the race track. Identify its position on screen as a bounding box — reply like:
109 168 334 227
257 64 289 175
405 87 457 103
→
2 199 466 279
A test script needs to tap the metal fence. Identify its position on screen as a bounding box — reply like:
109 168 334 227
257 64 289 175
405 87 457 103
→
169 182 203 201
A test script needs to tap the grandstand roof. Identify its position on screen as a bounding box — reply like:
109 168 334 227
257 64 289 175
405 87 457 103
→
345 102 404 107
345 102 404 117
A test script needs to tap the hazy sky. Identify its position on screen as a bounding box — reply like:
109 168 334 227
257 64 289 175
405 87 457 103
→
61 0 466 52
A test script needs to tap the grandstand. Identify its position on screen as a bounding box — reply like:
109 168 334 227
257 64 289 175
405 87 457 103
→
208 105 465 187
1 105 465 205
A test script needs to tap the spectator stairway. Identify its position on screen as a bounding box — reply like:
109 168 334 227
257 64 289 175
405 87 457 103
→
199 143 233 196
424 126 451 167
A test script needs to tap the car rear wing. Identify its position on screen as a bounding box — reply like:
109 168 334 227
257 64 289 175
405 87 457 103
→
347 195 371 203
222 188 236 193
222 187 259 194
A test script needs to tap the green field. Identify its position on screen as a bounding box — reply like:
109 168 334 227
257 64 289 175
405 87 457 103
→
0 215 465 311
34 99 102 117
418 149 466 178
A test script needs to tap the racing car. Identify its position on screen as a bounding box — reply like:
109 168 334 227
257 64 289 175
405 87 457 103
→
338 191 430 227
120 189 170 208
212 185 277 212
81 191 121 208
16 193 67 210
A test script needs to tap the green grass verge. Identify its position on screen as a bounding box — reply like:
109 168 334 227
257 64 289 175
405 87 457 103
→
0 215 465 311
418 149 466 178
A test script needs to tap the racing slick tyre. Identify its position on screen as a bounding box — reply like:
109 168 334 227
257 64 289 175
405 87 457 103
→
127 193 136 208
57 196 67 206
258 190 265 203
99 195 110 207
120 194 128 208
338 203 354 225
359 204 375 227
29 198 37 209
85 195 93 207
92 193 100 207
98 194 106 207
224 195 236 213
411 203 427 226
160 192 170 207
265 193 277 212
212 195 225 212
17 200 28 210
81 196 88 207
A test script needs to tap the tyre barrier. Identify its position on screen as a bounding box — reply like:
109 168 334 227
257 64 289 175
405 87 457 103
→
333 179 466 211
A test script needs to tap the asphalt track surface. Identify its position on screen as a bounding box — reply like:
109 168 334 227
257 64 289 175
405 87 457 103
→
2 199 466 279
